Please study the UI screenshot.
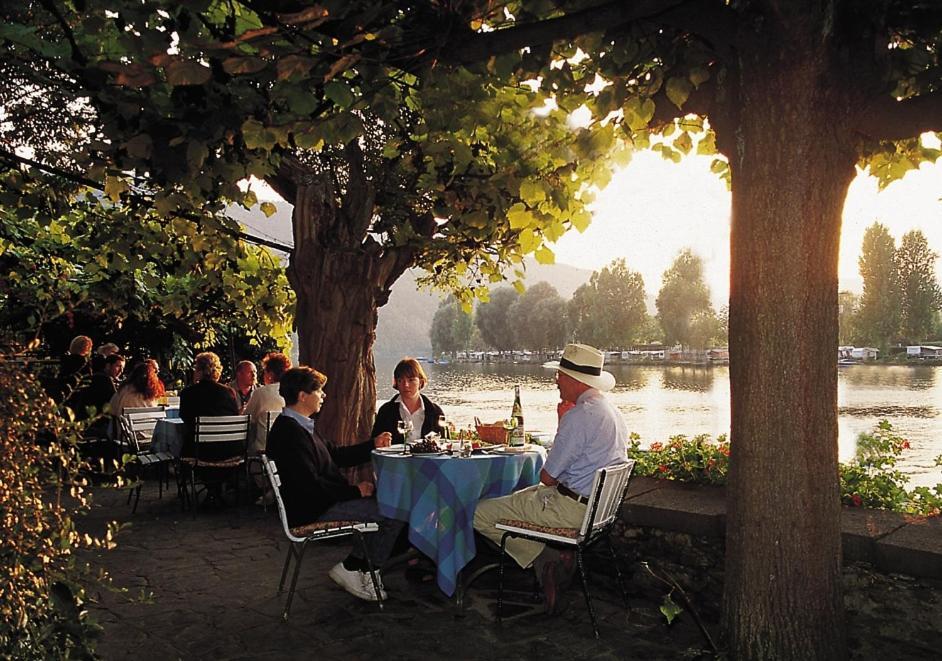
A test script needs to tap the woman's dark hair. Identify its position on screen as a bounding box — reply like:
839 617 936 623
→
128 361 165 400
393 357 427 390
279 366 327 405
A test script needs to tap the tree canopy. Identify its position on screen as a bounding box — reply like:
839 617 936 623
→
3 1 942 658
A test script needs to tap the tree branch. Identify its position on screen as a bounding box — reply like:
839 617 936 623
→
0 148 292 253
856 91 942 142
430 0 734 66
37 0 87 66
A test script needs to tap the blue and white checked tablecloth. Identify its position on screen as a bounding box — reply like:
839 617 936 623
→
151 418 185 457
373 448 545 596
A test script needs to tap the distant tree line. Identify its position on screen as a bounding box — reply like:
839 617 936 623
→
840 223 942 349
430 250 729 356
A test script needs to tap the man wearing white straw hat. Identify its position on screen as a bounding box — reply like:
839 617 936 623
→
473 343 628 614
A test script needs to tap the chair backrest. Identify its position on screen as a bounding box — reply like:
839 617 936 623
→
265 410 279 432
120 408 168 452
261 454 296 540
194 415 249 460
577 460 636 541
123 406 165 415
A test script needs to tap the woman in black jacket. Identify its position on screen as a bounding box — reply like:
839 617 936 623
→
371 358 445 444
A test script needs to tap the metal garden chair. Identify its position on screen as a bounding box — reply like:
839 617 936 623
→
119 408 173 513
261 455 383 620
495 460 636 638
181 414 249 514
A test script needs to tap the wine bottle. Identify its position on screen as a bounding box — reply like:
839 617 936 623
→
510 385 525 446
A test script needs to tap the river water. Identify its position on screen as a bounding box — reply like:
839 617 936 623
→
373 359 941 488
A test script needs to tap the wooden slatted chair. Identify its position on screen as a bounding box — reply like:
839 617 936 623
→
495 460 636 638
119 408 173 513
182 415 250 515
262 455 383 620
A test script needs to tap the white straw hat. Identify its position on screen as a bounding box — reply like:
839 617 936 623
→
544 343 616 391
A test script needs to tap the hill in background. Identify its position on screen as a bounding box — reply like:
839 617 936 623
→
232 201 628 359
375 259 593 360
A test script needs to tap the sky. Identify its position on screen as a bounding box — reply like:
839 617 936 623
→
552 145 942 309
249 138 942 311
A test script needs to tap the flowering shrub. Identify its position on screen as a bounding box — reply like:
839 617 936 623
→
628 433 730 486
0 358 119 658
629 421 942 517
840 420 942 516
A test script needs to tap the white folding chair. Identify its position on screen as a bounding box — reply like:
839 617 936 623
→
183 415 249 514
119 408 172 512
495 460 636 638
261 455 382 620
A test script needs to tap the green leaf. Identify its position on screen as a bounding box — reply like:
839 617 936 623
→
260 202 277 218
164 59 211 86
324 81 354 109
519 180 546 205
186 141 209 172
674 131 693 155
276 55 314 81
665 77 692 109
570 209 592 233
697 132 717 155
660 594 683 624
517 228 539 253
689 66 710 88
534 245 555 265
103 176 128 202
222 56 268 75
507 203 533 230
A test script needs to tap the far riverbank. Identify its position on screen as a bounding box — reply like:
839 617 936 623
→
375 358 942 489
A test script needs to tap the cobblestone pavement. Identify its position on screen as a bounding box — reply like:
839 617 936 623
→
79 485 715 661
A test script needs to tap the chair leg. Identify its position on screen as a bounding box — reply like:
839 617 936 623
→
278 545 296 594
497 532 510 625
354 530 384 610
132 483 142 513
575 548 600 639
606 537 630 613
191 468 199 518
282 543 308 621
157 463 164 499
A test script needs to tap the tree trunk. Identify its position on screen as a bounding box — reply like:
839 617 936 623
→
721 14 857 660
272 152 412 484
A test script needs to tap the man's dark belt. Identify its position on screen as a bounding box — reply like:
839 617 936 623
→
556 483 589 505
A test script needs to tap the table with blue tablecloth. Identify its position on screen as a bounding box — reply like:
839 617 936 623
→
372 448 545 596
151 418 185 457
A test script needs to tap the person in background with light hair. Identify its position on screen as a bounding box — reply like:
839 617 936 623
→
52 335 93 403
179 351 239 457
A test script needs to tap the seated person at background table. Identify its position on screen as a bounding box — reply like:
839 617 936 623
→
68 353 125 421
109 359 164 415
244 352 292 456
371 357 445 444
179 351 239 457
52 335 93 403
473 343 628 614
229 359 258 412
267 366 403 603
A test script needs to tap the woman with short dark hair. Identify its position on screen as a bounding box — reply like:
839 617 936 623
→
371 357 445 445
266 366 401 603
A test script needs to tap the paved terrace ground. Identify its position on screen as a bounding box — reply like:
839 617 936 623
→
78 484 941 660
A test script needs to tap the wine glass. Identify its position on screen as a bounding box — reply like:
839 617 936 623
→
397 418 414 444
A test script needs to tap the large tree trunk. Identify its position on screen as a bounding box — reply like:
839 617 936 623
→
269 149 412 481
721 12 857 660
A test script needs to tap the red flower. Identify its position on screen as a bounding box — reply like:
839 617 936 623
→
851 494 863 507
720 445 730 456
901 440 911 450
650 442 663 452
658 464 669 474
